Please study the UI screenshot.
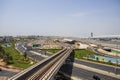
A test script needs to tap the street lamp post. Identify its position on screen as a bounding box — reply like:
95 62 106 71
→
115 44 119 75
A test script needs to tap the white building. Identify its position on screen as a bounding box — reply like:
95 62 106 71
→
78 43 89 49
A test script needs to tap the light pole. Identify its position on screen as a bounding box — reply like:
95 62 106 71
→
115 53 118 75
115 44 119 75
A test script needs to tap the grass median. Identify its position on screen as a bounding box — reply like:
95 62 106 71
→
40 49 61 54
74 49 98 59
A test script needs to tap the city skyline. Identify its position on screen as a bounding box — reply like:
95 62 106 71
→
0 0 120 37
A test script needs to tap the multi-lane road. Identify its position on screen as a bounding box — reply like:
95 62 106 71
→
1 41 120 80
0 42 45 79
16 42 45 61
75 59 120 74
60 64 119 80
16 42 120 80
0 69 16 78
9 48 73 80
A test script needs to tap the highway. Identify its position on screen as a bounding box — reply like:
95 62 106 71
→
9 47 73 80
14 42 120 80
31 49 120 80
0 42 45 79
26 51 44 61
32 49 52 56
16 42 45 61
31 48 120 75
75 59 120 74
60 64 120 80
0 69 17 78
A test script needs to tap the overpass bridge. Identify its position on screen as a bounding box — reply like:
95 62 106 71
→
9 48 73 80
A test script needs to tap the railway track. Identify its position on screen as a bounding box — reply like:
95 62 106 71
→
9 48 73 80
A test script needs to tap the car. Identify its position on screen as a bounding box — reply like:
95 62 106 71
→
0 68 2 71
93 75 101 80
66 58 72 63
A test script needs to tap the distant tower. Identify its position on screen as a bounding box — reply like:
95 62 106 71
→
91 32 93 38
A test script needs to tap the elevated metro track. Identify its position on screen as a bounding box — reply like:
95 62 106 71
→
9 48 73 80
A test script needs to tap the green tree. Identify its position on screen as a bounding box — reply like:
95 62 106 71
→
108 60 112 65
96 57 99 61
24 52 27 59
0 45 13 64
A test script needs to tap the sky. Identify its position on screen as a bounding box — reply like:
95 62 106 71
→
0 0 120 37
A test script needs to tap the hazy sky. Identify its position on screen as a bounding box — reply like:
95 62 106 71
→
0 0 120 37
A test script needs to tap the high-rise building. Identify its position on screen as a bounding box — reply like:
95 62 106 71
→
91 32 93 38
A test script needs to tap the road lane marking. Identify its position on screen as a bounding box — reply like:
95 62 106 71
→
72 63 120 79
30 51 48 58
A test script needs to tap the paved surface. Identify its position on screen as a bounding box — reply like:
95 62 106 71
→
0 43 25 78
0 42 45 79
73 63 120 79
80 39 120 50
60 63 120 80
75 59 120 74
14 42 120 80
33 50 52 56
16 43 26 53
0 70 17 78
32 50 120 79
26 51 44 61
16 42 45 61
33 48 120 75
31 49 120 79
28 39 62 49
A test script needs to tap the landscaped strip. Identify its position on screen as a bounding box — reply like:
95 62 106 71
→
74 49 99 59
40 49 61 54
0 42 34 69
73 49 120 67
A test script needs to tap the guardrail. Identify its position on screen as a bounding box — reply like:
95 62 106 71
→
9 48 72 80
